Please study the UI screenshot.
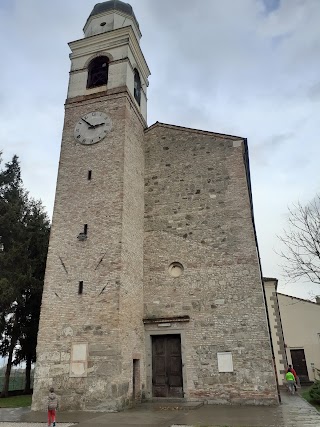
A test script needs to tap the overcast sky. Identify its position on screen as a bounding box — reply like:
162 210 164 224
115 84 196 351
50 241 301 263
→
0 0 319 300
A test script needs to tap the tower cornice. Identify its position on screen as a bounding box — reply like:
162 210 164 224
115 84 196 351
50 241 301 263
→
64 86 147 129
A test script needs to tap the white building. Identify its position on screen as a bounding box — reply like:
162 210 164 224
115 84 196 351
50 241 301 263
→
264 278 320 386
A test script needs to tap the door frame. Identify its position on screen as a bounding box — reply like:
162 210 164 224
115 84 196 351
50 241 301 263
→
152 334 183 398
289 348 309 382
145 329 188 400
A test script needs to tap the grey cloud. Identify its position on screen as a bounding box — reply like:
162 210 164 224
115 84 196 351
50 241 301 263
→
307 81 320 102
261 0 280 13
263 133 294 147
251 133 293 165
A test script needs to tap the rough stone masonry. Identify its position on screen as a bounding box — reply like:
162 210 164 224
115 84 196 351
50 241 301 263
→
32 0 279 411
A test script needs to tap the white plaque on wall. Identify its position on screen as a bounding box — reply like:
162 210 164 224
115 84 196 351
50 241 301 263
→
72 343 87 361
70 343 88 378
217 352 233 373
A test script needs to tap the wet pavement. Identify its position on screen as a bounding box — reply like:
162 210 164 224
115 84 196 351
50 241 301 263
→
0 391 319 426
0 407 30 422
0 424 75 427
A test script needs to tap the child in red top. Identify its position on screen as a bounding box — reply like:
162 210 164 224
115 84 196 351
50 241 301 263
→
47 387 58 427
287 365 297 380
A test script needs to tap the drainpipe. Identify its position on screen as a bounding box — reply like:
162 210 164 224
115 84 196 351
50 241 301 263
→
242 138 281 404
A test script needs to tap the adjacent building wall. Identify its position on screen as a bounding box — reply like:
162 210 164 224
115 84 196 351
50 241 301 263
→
264 280 320 385
278 293 320 382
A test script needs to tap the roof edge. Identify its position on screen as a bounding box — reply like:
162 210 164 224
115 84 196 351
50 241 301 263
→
144 121 244 140
277 292 319 305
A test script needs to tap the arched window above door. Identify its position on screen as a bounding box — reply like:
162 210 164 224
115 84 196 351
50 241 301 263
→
87 56 109 89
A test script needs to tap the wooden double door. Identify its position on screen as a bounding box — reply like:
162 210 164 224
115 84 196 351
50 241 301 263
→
290 349 309 383
152 334 183 398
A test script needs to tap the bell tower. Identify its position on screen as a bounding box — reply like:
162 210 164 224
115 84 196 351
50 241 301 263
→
32 1 150 411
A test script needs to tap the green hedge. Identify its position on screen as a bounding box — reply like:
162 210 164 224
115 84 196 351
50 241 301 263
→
309 380 320 404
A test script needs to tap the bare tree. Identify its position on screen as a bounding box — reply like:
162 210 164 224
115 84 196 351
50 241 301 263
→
279 196 320 285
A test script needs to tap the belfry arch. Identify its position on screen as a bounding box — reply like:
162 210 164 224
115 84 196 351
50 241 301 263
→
87 56 109 88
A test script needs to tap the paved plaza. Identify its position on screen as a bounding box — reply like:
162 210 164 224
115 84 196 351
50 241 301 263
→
0 392 319 426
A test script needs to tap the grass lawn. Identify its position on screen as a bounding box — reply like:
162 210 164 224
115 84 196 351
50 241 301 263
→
0 394 32 408
301 386 320 412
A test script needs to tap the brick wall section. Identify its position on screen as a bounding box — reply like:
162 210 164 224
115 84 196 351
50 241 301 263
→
143 124 278 404
117 98 146 407
32 91 145 411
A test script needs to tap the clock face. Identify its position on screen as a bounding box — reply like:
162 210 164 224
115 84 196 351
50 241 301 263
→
74 112 112 145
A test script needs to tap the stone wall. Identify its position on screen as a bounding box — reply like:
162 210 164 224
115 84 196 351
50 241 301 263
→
117 95 146 406
32 90 145 411
143 123 279 404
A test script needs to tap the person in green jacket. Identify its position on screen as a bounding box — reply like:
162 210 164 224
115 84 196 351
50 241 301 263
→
285 370 296 394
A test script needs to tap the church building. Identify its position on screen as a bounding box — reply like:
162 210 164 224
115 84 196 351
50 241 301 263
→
32 1 279 411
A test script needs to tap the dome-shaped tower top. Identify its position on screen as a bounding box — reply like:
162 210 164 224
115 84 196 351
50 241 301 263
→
84 1 141 39
89 1 139 28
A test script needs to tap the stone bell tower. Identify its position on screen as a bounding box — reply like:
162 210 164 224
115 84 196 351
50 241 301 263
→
32 1 150 411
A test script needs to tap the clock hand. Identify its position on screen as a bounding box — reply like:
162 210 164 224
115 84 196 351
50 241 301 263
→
81 117 94 127
90 122 106 129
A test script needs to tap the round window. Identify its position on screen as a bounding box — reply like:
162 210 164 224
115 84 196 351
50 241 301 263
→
168 262 184 278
